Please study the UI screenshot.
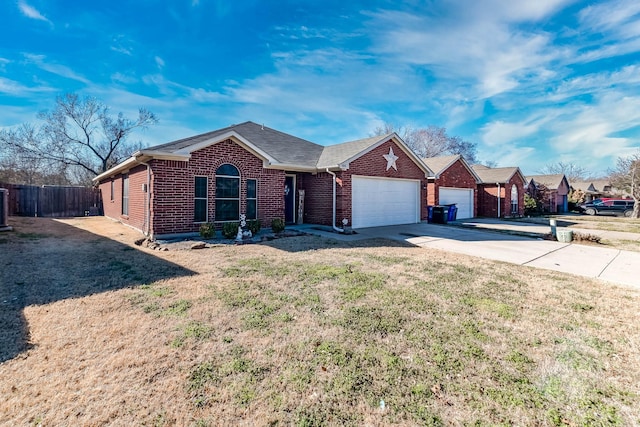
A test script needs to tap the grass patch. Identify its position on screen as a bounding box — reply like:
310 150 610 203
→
171 321 213 348
2 217 639 426
16 232 48 240
164 299 191 316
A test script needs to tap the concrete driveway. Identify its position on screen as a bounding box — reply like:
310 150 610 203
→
295 222 640 290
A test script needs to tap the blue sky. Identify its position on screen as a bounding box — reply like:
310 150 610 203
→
1 0 640 176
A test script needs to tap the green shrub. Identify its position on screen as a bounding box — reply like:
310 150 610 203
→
222 222 239 239
199 223 216 239
524 193 538 216
247 219 261 235
271 218 285 233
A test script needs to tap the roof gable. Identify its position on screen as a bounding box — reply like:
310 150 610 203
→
317 133 432 175
472 165 527 185
526 174 568 191
423 154 481 182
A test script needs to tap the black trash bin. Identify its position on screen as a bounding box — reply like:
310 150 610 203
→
432 206 449 224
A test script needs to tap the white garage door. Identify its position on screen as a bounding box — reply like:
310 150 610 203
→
439 187 474 219
352 176 420 228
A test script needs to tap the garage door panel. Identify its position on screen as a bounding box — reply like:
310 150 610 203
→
352 177 420 228
439 187 473 219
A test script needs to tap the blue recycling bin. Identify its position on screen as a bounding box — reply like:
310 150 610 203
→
427 206 434 223
446 204 458 222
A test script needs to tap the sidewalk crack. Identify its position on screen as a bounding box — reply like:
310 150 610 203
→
522 243 570 266
597 250 621 278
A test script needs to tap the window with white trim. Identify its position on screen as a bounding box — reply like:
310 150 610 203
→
215 164 240 221
194 176 208 222
510 184 518 214
246 179 257 220
122 174 129 216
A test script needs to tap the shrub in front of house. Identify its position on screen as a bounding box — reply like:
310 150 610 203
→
199 223 215 239
247 219 261 235
271 218 285 233
222 222 239 239
524 193 538 216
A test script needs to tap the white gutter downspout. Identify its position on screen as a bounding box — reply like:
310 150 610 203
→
497 182 501 218
141 161 151 237
326 168 344 233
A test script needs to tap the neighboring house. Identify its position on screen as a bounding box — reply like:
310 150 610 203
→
423 154 480 219
471 165 527 218
526 174 570 213
570 180 616 202
93 121 433 239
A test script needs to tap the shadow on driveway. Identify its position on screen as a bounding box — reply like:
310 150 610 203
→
0 218 195 363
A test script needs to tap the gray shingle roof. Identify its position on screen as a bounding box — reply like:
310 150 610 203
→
422 155 460 176
94 122 431 182
472 165 521 184
316 134 392 169
570 180 613 193
146 121 324 167
526 174 566 190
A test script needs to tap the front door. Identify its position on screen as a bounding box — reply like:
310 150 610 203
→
284 175 295 223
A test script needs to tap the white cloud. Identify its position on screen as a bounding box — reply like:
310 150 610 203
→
481 120 541 146
110 72 137 85
155 56 165 69
0 58 9 72
549 92 640 153
0 76 54 96
549 65 640 101
365 1 569 100
17 0 52 25
23 53 90 84
109 35 134 56
579 0 640 34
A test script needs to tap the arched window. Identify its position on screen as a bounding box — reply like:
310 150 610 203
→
215 164 240 221
510 184 518 215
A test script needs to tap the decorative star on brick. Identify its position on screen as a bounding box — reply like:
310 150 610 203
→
383 147 399 171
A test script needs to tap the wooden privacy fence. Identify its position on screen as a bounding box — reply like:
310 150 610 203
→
0 183 103 217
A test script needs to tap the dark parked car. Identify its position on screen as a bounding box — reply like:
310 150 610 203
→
578 198 635 217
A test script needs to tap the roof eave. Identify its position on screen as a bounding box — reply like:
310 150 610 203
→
263 162 318 172
92 151 191 183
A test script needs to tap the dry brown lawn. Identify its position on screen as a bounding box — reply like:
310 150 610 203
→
1 216 639 426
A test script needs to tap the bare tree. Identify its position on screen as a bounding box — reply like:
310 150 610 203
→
373 123 478 164
1 93 156 183
0 124 71 185
609 150 640 218
538 161 589 182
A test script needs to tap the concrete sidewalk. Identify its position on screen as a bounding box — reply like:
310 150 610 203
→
292 222 640 290
455 217 640 242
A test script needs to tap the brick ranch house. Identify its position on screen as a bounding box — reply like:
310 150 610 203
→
471 165 527 218
525 174 570 213
423 154 480 219
93 121 434 239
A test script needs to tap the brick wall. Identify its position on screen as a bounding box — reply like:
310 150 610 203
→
338 139 428 224
477 176 525 218
426 159 478 217
149 139 285 236
100 164 148 233
297 172 333 225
